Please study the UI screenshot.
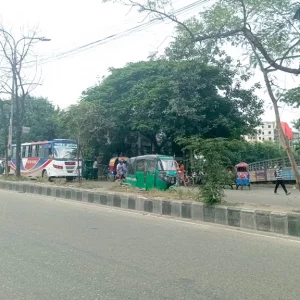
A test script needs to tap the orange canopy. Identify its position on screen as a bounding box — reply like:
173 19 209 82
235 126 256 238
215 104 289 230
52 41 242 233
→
281 122 293 140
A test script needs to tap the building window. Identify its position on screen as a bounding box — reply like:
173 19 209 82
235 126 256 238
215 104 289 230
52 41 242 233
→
259 137 261 140
262 125 264 128
262 137 265 140
268 131 271 134
269 137 272 141
262 132 264 135
268 125 271 128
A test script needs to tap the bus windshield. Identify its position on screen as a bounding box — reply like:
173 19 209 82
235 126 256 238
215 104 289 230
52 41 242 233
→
160 159 177 171
53 143 77 160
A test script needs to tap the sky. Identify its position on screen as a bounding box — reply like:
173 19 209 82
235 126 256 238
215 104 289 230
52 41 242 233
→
0 0 299 127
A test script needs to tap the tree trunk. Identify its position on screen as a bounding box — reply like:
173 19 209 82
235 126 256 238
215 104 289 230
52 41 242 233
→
263 70 300 189
0 102 9 175
15 126 22 177
274 103 300 189
250 43 300 190
137 132 142 156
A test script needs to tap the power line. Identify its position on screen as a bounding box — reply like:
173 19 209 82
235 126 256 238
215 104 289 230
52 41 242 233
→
37 0 211 65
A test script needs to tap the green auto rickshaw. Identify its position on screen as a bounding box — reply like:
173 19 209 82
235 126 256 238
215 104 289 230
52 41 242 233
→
125 155 177 191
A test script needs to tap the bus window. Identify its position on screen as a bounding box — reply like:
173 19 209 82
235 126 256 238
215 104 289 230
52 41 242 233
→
22 146 26 158
25 146 29 158
36 145 40 157
28 145 32 157
40 144 52 158
32 145 36 158
39 145 45 158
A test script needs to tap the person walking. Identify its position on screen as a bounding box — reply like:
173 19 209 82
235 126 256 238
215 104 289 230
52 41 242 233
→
274 164 291 195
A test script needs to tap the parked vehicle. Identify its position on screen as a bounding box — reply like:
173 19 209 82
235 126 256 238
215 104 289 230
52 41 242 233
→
9 139 80 181
82 160 94 180
108 156 128 181
126 155 177 191
235 162 250 190
191 171 205 186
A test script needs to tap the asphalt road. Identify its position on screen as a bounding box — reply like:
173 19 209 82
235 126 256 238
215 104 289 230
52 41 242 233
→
1 190 300 300
225 186 300 209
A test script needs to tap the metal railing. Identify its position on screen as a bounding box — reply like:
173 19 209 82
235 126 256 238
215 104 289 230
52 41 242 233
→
248 156 300 171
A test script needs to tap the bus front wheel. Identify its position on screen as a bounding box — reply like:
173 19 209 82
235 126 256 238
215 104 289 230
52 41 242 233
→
42 170 52 182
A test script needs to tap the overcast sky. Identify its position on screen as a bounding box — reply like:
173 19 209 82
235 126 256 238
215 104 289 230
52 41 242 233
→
1 0 299 127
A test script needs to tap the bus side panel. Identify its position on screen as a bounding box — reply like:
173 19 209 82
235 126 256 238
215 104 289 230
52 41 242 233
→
10 158 51 177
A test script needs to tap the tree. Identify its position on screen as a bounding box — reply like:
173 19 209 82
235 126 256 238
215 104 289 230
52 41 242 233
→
82 60 263 154
104 0 300 188
0 96 61 157
57 101 112 161
284 87 300 131
104 0 300 74
0 25 50 176
180 137 238 204
22 96 60 143
0 99 10 173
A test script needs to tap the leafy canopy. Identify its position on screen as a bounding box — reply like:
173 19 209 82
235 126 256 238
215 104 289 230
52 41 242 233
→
81 60 263 153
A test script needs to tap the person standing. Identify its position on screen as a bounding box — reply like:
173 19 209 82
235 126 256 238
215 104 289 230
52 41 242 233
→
92 158 98 180
274 164 291 195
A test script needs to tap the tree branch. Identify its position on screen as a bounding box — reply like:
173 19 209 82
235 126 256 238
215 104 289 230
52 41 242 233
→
127 0 195 40
193 28 243 43
243 27 300 74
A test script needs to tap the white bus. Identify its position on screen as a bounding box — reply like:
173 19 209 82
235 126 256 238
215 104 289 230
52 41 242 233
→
10 139 80 181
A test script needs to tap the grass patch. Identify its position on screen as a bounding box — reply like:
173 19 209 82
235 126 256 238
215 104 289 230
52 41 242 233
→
0 175 29 181
35 178 115 190
110 185 199 201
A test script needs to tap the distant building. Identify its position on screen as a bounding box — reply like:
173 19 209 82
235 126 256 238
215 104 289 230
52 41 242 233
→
244 121 277 142
244 121 299 145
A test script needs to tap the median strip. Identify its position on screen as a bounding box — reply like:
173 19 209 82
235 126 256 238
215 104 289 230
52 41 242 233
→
1 180 299 238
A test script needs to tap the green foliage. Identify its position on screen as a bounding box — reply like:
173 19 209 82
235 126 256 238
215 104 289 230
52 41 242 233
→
22 96 60 143
293 119 300 131
181 137 286 204
0 96 61 157
81 60 262 157
230 141 285 164
180 137 234 204
164 0 299 69
283 87 300 108
56 101 112 159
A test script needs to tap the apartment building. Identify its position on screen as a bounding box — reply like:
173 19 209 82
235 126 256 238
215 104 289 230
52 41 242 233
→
244 121 277 142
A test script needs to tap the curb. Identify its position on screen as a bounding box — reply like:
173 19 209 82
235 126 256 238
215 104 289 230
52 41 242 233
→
1 180 299 237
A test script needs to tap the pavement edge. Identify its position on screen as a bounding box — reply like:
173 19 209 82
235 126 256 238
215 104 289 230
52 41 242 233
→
0 180 297 237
